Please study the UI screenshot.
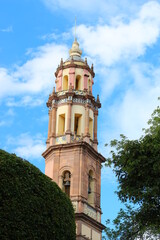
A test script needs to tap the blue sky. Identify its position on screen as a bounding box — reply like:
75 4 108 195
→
1 0 160 235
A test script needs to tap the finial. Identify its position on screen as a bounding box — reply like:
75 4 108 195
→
85 58 87 64
53 87 55 93
91 63 94 71
60 58 63 66
69 17 82 58
97 94 100 103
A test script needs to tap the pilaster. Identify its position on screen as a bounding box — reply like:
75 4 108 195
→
84 104 90 143
50 106 57 145
93 111 98 151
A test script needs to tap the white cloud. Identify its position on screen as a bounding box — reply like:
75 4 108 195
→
0 109 15 127
0 121 6 127
0 1 159 167
67 1 160 142
42 0 147 19
0 26 13 33
102 63 160 140
76 1 160 66
6 109 15 116
6 133 46 160
41 31 71 41
6 96 44 107
0 43 68 100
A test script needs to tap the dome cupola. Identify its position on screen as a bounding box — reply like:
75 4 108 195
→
69 38 82 58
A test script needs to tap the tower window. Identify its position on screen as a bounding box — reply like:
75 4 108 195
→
58 114 65 135
63 171 71 197
74 114 82 135
75 75 81 90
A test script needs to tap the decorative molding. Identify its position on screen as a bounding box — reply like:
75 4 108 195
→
51 97 98 111
73 98 86 104
75 213 105 230
72 201 78 213
84 204 97 221
68 96 72 101
42 141 106 163
55 135 67 144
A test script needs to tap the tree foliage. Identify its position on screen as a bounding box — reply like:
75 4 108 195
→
104 105 160 239
0 150 76 240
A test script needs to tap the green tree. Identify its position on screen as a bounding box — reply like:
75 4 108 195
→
104 104 160 239
0 150 76 240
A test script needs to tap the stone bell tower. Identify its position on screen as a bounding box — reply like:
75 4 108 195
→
42 38 105 240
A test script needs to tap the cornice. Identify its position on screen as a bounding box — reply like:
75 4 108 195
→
75 213 106 230
42 141 106 163
46 91 101 110
55 62 95 78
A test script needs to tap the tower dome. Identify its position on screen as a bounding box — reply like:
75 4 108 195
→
69 38 82 57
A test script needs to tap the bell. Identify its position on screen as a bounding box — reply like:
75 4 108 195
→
64 181 70 186
64 172 70 182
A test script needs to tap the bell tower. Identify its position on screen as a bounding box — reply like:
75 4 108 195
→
42 38 105 240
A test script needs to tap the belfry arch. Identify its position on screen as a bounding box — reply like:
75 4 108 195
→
75 75 81 90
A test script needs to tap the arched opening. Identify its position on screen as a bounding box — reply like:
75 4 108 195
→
88 170 95 206
63 171 71 197
58 114 65 135
63 75 68 90
75 75 81 90
74 114 82 136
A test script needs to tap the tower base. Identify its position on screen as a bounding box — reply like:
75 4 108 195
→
76 213 105 240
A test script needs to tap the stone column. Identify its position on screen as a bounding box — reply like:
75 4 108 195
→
50 106 57 145
66 102 72 143
67 103 71 132
69 68 75 89
94 111 98 140
47 109 52 148
93 111 98 151
84 104 90 143
85 106 89 134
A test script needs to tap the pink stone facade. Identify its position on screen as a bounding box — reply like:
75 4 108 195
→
43 39 105 240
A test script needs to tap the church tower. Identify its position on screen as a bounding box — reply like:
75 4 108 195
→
42 38 105 240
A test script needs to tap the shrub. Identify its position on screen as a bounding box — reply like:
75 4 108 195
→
0 149 76 240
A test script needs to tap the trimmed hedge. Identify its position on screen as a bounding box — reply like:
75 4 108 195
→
0 149 76 240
